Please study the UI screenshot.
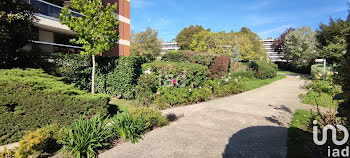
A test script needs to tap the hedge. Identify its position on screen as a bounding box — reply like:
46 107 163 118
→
275 61 311 74
162 51 231 79
250 61 277 79
161 50 200 62
142 61 209 88
0 69 110 145
50 54 147 99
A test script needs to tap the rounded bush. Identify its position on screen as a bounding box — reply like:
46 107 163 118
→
250 61 277 79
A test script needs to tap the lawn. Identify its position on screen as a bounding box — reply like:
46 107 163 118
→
244 74 286 91
109 99 138 112
287 110 330 158
287 110 313 158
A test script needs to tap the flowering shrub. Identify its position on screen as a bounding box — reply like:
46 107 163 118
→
142 62 209 88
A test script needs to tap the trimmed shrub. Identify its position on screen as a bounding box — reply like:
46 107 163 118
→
275 61 311 74
0 69 109 145
111 112 147 143
142 62 209 88
250 61 277 79
15 124 61 158
154 87 191 109
161 50 183 62
49 54 147 99
269 63 278 70
135 74 159 106
203 78 245 97
209 55 230 78
129 107 169 131
191 53 217 68
230 71 256 79
161 50 200 62
109 56 147 98
162 52 231 79
60 114 112 158
310 64 333 80
0 51 50 69
188 86 213 103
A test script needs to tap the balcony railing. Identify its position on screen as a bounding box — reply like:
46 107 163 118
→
31 40 83 54
28 0 82 20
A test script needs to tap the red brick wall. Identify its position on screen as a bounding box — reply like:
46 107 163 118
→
102 0 130 56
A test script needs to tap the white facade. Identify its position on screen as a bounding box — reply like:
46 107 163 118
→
262 39 285 62
162 42 180 51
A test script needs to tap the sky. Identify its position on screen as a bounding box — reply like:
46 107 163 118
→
130 0 349 42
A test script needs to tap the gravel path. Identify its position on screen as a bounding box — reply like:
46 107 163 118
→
100 74 312 158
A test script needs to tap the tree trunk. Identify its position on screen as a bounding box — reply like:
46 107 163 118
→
91 55 95 94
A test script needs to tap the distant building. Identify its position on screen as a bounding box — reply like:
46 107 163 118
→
24 0 130 56
262 39 285 62
161 42 180 51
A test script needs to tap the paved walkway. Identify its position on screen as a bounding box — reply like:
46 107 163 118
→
100 74 311 158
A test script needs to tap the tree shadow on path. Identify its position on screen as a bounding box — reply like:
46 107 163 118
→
222 126 288 158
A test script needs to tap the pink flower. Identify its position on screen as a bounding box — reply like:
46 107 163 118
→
173 80 177 83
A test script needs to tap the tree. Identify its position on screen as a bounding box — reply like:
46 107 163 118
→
190 28 267 61
190 30 221 53
130 27 162 61
59 0 119 94
240 27 252 33
0 0 35 54
272 28 295 55
316 18 349 64
231 31 267 61
176 25 205 50
284 26 318 63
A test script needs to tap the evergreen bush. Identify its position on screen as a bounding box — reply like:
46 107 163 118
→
0 69 109 145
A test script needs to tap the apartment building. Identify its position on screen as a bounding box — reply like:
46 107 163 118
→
25 0 130 56
161 42 180 51
262 39 284 62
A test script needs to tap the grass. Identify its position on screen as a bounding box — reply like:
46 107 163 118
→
288 110 314 158
109 99 137 112
244 74 286 91
300 91 342 108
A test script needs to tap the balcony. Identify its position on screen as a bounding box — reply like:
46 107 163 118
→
27 0 82 21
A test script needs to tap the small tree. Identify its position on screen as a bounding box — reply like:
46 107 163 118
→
130 27 162 61
59 0 119 94
284 26 318 63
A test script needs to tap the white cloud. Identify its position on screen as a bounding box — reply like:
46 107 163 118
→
258 24 293 39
